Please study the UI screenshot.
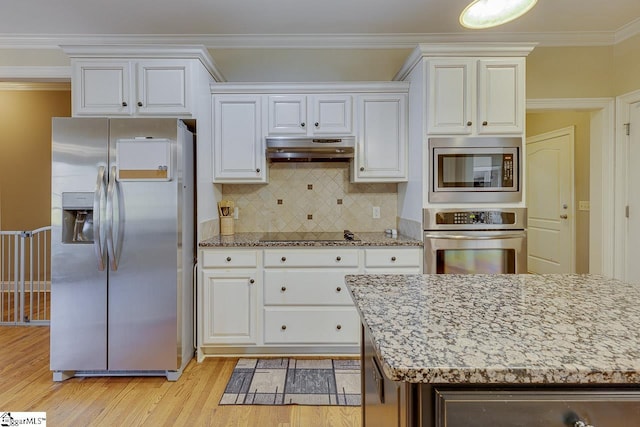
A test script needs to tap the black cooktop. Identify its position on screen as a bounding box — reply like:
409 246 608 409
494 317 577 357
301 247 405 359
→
259 230 359 242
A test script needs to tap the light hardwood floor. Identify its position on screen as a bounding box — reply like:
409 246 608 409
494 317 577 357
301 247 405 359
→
0 326 361 426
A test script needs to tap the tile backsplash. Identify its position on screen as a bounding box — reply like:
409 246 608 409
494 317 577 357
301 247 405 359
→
222 163 397 233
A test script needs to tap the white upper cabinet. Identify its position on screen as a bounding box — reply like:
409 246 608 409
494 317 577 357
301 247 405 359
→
72 59 193 117
427 57 525 135
353 93 408 182
212 95 266 183
477 59 525 135
267 94 352 136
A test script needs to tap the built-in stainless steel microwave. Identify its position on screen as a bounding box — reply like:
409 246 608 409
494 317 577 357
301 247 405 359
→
429 137 522 203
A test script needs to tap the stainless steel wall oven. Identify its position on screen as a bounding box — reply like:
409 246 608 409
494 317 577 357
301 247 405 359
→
429 136 522 203
423 208 527 274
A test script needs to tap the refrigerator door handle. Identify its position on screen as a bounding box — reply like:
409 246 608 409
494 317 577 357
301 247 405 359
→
106 165 124 271
93 166 106 271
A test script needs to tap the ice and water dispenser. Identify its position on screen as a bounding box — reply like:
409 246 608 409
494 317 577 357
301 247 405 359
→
62 192 95 243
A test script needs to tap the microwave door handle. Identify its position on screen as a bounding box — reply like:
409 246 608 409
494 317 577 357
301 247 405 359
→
424 233 525 240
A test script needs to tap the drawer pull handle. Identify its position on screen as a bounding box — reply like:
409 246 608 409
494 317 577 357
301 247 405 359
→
336 256 342 261
336 324 342 330
226 256 232 262
336 286 342 292
391 256 397 261
281 325 287 330
281 286 287 292
249 278 255 284
281 256 287 262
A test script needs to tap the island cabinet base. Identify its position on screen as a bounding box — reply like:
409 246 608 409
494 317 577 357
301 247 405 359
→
361 325 640 427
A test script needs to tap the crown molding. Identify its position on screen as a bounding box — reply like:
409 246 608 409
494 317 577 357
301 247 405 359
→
0 81 70 91
393 42 537 81
60 44 225 81
615 17 640 44
0 30 628 51
210 81 410 94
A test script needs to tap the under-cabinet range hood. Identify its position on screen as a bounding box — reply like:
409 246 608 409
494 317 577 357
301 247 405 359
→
266 136 355 161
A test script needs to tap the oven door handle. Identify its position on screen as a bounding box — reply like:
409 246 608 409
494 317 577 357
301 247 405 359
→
424 232 525 240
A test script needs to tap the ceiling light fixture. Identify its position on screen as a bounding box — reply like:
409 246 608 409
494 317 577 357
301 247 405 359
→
460 0 538 29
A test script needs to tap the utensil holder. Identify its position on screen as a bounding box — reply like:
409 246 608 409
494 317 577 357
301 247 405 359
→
220 216 234 236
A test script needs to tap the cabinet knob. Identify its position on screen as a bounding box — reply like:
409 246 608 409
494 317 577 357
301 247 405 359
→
122 101 128 107
281 256 287 262
281 325 287 330
560 214 568 219
336 324 342 330
482 121 488 126
281 286 287 292
249 278 255 284
226 256 232 262
360 167 364 172
336 256 342 261
391 256 397 262
466 121 472 126
336 286 342 292
256 168 261 173
301 122 306 127
314 122 319 127
137 101 143 107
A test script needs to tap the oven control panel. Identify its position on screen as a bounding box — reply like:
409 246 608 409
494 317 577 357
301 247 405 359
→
437 211 516 225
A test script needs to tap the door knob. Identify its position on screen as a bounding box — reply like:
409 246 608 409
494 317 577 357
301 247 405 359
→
560 214 568 219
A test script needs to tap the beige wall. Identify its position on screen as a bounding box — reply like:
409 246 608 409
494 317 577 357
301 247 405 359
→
613 33 640 96
0 89 71 230
222 162 397 233
0 49 70 66
526 111 592 273
208 48 412 82
526 46 615 98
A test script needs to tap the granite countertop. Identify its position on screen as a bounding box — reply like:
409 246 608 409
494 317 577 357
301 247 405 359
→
199 232 422 247
345 273 640 385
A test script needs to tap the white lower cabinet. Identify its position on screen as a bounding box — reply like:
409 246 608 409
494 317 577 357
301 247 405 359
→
202 271 257 344
198 245 422 357
200 249 259 345
363 248 423 273
264 307 360 344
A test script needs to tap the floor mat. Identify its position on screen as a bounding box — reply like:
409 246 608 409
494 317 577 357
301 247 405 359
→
219 358 361 406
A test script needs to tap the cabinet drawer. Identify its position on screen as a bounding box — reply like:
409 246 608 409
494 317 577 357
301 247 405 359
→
264 249 358 268
434 389 640 427
264 270 357 305
264 308 359 344
201 250 258 268
364 248 421 268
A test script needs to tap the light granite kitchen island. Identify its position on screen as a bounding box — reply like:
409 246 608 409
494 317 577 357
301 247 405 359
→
345 274 640 427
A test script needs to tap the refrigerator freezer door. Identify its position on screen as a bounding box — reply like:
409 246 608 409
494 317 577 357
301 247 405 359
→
106 119 182 370
51 118 109 371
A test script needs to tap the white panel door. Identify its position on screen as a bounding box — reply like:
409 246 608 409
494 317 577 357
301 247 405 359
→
213 95 266 182
355 94 407 182
136 60 191 115
526 127 575 273
427 59 474 135
267 95 307 134
310 95 353 135
202 271 257 345
477 59 524 134
626 101 640 283
72 61 132 116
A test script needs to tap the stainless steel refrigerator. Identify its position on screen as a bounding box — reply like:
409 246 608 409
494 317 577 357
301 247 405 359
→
50 118 195 381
